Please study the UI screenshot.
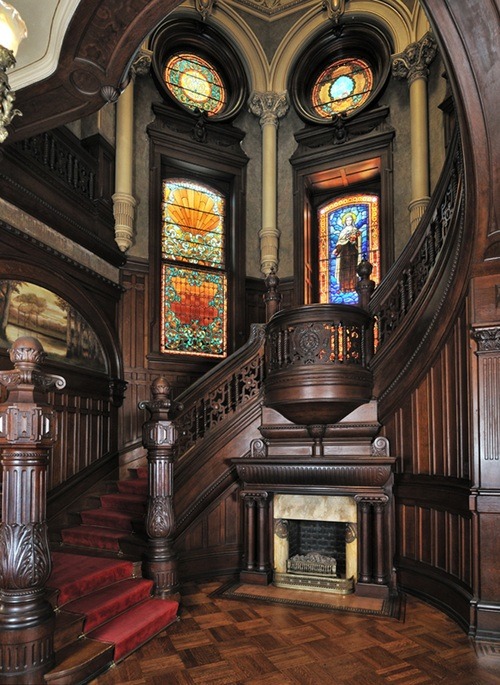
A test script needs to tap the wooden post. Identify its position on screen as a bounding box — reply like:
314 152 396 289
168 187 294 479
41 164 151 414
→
139 377 181 599
0 336 65 684
263 267 281 322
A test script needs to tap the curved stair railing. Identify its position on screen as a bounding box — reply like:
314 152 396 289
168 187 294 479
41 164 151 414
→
369 129 466 416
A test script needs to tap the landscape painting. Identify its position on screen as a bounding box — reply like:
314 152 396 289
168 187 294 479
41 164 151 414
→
0 280 107 372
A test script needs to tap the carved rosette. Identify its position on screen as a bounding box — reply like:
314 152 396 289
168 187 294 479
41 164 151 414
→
146 496 174 539
392 32 437 85
0 523 52 590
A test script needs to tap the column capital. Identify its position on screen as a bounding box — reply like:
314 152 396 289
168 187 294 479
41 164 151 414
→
472 326 500 353
248 91 289 128
392 32 437 85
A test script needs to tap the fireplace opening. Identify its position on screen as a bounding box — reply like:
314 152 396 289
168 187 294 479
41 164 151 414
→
287 520 347 578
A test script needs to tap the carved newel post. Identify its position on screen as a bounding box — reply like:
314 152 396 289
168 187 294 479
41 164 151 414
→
263 267 281 322
0 337 65 684
139 377 181 599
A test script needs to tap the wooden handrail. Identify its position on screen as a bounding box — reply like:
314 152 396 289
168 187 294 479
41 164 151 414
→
370 129 463 345
174 323 265 455
369 128 467 413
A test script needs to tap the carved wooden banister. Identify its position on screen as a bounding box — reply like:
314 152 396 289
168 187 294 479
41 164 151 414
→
138 378 181 599
0 337 66 684
369 129 465 413
175 324 266 455
370 130 463 346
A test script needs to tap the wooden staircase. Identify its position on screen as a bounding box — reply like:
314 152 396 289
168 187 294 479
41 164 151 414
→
44 467 178 685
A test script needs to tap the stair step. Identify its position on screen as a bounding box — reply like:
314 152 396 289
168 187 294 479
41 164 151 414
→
117 478 148 495
48 552 135 605
132 466 148 479
80 508 134 531
54 610 85 651
100 492 146 515
44 637 114 684
61 525 130 552
88 597 179 662
63 578 154 633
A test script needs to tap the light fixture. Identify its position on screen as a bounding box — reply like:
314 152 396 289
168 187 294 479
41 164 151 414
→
0 0 27 143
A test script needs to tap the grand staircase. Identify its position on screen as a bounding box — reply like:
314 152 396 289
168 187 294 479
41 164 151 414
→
45 467 178 684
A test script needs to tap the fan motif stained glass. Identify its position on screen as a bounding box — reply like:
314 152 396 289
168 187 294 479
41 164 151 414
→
312 58 373 117
319 194 379 305
161 179 227 357
164 53 226 115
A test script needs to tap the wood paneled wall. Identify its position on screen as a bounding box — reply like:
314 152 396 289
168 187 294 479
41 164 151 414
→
383 306 474 631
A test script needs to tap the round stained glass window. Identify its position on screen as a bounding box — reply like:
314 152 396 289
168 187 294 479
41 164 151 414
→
311 58 373 117
164 53 226 116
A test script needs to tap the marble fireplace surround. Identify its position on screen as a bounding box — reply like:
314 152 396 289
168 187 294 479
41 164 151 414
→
273 494 357 593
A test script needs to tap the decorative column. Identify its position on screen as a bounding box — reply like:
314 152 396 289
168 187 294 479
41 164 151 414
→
112 51 150 252
0 337 65 684
138 377 181 599
240 491 272 584
392 32 437 232
355 495 391 597
248 91 289 275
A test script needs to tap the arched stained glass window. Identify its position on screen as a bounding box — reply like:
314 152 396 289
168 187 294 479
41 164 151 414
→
319 194 380 305
312 58 373 117
164 53 226 116
161 179 227 357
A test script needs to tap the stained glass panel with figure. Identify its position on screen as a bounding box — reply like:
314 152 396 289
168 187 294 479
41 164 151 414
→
319 194 379 305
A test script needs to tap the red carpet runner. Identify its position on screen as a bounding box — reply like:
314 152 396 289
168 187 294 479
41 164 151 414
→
48 552 178 662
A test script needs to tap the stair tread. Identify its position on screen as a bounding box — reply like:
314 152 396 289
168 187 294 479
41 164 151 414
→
88 597 178 662
61 525 131 538
80 509 135 530
45 637 114 683
48 552 135 605
63 578 154 633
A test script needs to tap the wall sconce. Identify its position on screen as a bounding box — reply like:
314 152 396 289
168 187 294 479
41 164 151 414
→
0 1 27 143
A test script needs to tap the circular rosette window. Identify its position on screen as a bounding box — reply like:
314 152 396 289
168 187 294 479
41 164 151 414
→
312 58 373 117
164 53 226 116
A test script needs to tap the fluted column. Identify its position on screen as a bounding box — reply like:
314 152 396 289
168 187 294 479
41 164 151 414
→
0 337 65 684
392 32 437 232
248 91 289 275
356 499 373 584
139 377 181 599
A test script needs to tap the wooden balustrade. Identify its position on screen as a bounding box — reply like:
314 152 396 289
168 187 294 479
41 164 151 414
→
0 337 65 684
263 303 374 425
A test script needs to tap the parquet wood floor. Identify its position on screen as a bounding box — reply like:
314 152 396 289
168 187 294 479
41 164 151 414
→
90 581 500 685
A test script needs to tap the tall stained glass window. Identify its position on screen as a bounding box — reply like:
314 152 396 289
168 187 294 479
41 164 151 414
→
164 53 226 116
161 179 227 357
318 194 380 305
312 58 373 118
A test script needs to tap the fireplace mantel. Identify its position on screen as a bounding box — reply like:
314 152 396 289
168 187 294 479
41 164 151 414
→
232 404 398 598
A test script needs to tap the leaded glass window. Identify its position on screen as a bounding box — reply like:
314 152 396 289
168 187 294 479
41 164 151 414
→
312 58 373 118
318 194 380 305
164 53 226 116
161 179 227 357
